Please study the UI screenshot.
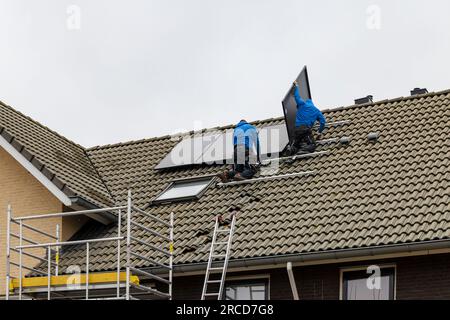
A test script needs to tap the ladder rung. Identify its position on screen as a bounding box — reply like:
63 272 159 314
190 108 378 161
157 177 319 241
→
10 248 57 265
207 280 222 284
132 206 171 228
129 220 171 242
10 262 47 276
214 242 228 245
129 251 172 270
130 283 171 298
209 267 224 271
129 235 171 257
128 266 171 285
212 254 226 258
204 293 220 296
216 229 230 233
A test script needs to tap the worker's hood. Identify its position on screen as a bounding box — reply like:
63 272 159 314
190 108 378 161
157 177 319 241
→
236 120 248 127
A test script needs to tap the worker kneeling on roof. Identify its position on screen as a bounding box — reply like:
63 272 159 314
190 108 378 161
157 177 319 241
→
217 120 260 183
288 80 326 155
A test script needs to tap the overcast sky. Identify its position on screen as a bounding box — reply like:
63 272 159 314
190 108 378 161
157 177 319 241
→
1 0 449 147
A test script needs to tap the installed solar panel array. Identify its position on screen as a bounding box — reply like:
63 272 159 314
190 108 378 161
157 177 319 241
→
155 125 289 170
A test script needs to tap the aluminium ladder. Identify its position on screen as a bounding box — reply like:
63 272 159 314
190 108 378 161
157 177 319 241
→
201 213 237 300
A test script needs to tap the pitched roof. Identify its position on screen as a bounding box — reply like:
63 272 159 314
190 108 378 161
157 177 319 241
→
55 89 450 272
0 101 113 208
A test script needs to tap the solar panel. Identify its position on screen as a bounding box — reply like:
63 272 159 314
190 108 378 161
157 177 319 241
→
155 125 289 170
282 66 312 144
258 124 289 159
200 130 234 165
154 135 204 170
155 131 234 169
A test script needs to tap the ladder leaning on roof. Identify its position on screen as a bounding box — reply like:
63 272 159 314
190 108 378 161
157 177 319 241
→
201 213 237 300
201 192 259 300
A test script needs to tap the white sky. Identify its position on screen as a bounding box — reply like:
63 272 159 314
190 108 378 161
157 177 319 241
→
1 0 449 147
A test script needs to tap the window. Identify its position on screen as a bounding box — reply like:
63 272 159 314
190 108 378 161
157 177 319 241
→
224 280 268 300
341 266 396 300
153 177 213 204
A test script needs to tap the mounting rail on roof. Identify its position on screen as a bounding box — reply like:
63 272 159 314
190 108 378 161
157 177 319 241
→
317 120 351 130
217 171 316 187
262 151 330 166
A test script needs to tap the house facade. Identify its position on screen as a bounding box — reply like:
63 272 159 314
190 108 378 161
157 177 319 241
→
1 88 449 300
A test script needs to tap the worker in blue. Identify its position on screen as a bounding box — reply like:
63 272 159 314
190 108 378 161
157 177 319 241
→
217 120 260 183
288 80 326 155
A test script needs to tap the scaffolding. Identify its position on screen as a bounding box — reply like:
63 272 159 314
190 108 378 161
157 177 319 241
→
5 191 174 300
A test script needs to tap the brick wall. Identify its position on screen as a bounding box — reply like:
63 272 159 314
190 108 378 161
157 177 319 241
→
172 253 450 300
0 147 85 294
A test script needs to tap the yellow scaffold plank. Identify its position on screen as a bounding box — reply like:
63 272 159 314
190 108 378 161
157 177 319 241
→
9 271 139 291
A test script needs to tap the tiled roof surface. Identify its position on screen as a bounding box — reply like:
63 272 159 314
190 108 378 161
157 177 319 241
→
0 101 113 207
56 89 450 272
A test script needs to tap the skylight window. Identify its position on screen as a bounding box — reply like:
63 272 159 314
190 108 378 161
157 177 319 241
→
153 177 214 204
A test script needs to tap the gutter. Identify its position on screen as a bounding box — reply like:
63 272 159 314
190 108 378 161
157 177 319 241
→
69 196 117 225
143 238 450 275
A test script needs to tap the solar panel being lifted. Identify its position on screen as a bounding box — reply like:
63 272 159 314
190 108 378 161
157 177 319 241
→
282 66 312 144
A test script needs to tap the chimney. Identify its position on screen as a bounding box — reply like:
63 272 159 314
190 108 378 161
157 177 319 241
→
410 88 428 96
355 95 373 105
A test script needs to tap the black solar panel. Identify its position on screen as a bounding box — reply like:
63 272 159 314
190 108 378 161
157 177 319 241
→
282 66 312 144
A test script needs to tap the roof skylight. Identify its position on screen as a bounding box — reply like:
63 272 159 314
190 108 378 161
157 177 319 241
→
153 177 214 204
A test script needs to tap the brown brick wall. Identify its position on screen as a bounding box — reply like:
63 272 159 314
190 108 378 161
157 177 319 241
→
0 147 85 294
172 253 450 300
396 254 450 300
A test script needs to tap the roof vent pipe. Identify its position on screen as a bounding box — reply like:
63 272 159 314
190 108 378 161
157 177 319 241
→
355 95 373 105
339 137 351 145
411 88 428 96
368 132 380 142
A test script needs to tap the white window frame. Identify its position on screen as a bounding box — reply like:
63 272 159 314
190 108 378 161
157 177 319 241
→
152 175 215 204
224 274 271 300
339 264 397 300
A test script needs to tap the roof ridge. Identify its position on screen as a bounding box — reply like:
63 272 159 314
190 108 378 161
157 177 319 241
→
87 88 450 151
321 88 450 113
0 100 87 151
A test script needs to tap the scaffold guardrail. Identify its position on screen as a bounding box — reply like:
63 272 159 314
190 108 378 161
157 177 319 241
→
5 190 174 300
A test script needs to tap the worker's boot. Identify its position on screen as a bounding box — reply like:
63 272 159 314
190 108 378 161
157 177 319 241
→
297 142 315 154
285 144 297 157
218 215 226 226
216 171 230 183
233 173 246 181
